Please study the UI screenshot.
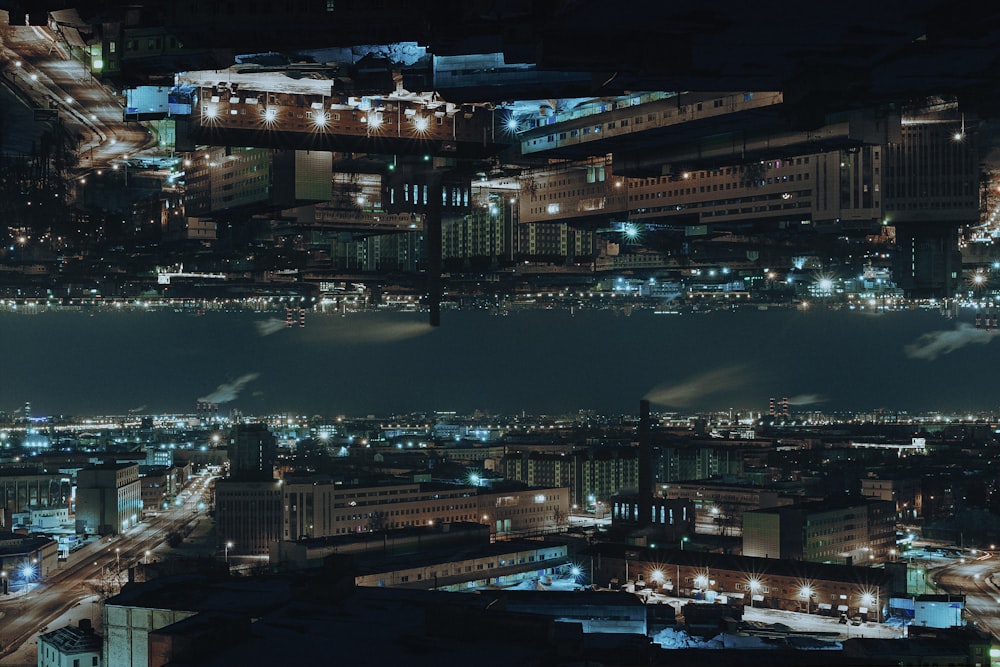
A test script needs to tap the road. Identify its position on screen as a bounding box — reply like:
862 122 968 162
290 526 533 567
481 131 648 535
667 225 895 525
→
0 10 152 175
929 551 1000 639
0 471 217 660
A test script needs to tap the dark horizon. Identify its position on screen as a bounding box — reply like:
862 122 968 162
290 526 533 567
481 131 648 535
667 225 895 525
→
2 306 997 418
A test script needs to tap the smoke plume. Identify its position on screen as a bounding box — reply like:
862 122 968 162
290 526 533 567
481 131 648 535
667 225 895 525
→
198 373 260 404
644 365 749 408
903 323 996 360
255 318 287 336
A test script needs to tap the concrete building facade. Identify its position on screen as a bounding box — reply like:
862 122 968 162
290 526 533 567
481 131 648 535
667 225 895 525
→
75 463 142 536
214 479 283 556
742 499 896 565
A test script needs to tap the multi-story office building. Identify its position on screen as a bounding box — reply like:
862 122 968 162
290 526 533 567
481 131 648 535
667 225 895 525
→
227 423 277 481
75 463 142 536
742 499 896 565
281 479 568 542
215 479 283 556
886 112 979 297
184 147 332 217
659 480 795 536
861 475 922 520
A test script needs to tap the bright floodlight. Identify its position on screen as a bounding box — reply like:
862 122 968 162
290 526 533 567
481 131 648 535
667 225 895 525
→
313 111 328 128
21 563 35 580
263 107 278 124
799 585 813 598
694 574 709 589
506 116 518 131
651 569 664 583
367 112 383 129
623 223 640 240
570 566 581 577
747 577 761 591
204 105 218 120
413 115 429 132
973 272 986 285
818 278 834 291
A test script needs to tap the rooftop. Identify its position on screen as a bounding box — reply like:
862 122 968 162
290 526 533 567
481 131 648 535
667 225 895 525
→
38 622 101 655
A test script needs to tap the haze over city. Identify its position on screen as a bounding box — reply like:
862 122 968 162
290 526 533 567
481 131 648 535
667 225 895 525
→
3 1 1000 665
3 306 1000 417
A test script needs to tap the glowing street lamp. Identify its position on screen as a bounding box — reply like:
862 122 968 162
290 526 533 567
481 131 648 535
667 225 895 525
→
799 585 814 614
747 577 762 607
225 541 234 564
0 570 6 595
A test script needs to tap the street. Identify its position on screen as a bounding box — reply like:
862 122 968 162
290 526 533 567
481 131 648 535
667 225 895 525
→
0 11 152 176
0 471 217 661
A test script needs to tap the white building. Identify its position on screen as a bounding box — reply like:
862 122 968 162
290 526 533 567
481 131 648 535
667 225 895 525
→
38 620 102 667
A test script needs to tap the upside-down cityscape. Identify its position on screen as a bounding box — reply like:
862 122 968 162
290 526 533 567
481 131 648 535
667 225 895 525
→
4 1 1000 665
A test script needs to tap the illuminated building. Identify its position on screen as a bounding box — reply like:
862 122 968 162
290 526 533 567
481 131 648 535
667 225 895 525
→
75 463 142 536
587 542 902 619
659 481 795 537
280 479 567 541
742 499 896 565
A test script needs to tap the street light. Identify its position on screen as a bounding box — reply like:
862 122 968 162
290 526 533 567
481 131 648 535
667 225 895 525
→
225 541 233 564
799 585 813 614
680 536 689 550
1 570 6 595
747 577 762 607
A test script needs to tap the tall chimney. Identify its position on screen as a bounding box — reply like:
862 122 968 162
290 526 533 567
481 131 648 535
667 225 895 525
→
638 399 652 527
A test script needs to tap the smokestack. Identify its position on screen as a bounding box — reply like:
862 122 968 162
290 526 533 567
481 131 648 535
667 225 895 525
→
638 399 652 527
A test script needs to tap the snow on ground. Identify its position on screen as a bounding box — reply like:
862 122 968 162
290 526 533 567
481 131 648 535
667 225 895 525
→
652 627 845 651
0 593 102 666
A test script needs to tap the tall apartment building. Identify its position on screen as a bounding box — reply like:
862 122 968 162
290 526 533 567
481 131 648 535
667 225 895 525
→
578 449 639 508
443 190 513 265
75 463 142 536
652 443 747 483
742 499 896 565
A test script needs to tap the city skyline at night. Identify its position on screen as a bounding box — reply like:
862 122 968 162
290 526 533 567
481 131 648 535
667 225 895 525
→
3 1 1000 664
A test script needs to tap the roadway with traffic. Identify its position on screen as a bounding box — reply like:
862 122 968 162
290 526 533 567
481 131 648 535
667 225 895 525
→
0 10 152 177
0 470 218 660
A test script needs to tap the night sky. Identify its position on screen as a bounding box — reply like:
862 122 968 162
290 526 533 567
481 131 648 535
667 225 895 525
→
1 306 997 417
